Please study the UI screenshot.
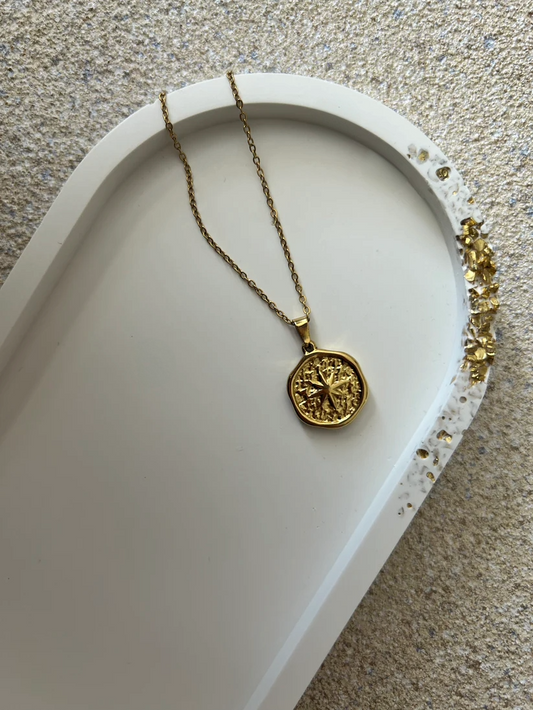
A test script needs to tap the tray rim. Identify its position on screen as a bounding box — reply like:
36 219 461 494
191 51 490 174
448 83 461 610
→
0 73 493 710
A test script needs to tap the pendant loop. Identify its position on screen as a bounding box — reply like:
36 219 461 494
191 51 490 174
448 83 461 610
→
293 316 316 352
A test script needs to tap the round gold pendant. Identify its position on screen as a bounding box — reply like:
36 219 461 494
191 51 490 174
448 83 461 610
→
287 346 368 428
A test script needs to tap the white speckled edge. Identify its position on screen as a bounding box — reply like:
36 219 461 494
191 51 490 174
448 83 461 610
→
398 141 491 511
0 74 495 710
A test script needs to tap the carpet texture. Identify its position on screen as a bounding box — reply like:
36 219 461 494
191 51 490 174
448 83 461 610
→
1 2 532 708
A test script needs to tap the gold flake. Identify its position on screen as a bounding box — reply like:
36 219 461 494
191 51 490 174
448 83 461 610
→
436 166 451 180
417 448 430 459
467 250 478 269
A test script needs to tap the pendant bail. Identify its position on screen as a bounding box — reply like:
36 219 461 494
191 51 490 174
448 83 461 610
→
293 316 316 352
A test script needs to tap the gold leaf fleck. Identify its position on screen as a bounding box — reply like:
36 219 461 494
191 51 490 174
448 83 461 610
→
467 250 478 269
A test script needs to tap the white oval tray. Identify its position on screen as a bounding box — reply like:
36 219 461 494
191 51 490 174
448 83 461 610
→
0 74 493 710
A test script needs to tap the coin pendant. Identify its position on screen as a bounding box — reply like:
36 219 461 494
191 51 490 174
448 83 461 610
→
287 348 368 428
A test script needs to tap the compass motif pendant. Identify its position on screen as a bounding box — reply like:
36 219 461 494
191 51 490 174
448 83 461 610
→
287 318 368 429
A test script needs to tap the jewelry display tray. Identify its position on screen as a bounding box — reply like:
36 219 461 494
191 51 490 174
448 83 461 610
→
0 74 490 710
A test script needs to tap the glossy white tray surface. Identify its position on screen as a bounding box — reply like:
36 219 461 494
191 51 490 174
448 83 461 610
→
0 74 489 710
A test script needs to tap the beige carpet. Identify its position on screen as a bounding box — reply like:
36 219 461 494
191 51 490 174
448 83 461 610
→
1 2 531 708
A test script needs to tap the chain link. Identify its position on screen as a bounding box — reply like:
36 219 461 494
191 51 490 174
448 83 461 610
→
158 70 311 326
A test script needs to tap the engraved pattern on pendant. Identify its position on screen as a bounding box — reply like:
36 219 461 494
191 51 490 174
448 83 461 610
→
291 353 363 425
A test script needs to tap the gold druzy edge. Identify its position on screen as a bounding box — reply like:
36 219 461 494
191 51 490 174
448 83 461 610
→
457 217 499 385
287 348 369 429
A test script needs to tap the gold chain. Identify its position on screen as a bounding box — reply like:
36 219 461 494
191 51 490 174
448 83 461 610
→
158 70 311 327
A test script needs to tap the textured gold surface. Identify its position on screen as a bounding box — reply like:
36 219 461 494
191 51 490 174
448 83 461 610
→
288 349 367 428
1 1 531 708
458 217 499 384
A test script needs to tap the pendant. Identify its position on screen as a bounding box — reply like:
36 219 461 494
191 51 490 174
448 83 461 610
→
287 317 368 429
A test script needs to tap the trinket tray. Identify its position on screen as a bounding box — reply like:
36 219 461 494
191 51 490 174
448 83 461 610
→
0 74 495 710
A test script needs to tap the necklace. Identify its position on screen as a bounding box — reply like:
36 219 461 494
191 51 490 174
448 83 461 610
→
158 71 368 428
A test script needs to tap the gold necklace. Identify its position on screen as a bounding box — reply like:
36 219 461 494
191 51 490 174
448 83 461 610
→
158 71 368 428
